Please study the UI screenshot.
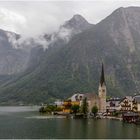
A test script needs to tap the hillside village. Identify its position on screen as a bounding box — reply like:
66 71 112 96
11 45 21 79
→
40 63 140 123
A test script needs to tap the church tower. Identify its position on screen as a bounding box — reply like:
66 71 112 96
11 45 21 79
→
98 63 106 113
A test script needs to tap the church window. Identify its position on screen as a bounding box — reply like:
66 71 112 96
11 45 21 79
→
102 89 105 92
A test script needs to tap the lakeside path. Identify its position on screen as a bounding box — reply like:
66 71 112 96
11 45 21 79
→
26 114 123 121
26 115 66 119
106 116 123 121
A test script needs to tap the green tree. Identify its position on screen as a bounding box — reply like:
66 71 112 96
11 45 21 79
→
39 106 46 113
71 105 80 115
81 97 88 116
41 105 57 114
92 105 98 117
45 107 52 113
55 106 63 112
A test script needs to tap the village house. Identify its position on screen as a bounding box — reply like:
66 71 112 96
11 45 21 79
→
132 95 140 112
106 98 121 114
106 95 140 114
54 100 63 106
54 84 140 116
69 93 84 102
119 96 133 112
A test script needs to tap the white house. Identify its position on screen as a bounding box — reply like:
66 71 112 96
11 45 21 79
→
54 100 63 106
69 93 84 102
106 98 121 114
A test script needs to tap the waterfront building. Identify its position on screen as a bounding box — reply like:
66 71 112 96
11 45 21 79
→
122 112 139 123
69 93 84 102
106 98 121 114
132 95 140 112
62 100 72 113
54 100 63 106
84 93 100 112
62 100 80 113
120 96 133 112
66 92 100 113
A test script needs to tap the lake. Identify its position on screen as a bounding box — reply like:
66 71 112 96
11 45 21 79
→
0 106 140 139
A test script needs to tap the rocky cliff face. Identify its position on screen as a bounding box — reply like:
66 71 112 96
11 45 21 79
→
0 29 29 75
0 7 140 104
62 14 93 32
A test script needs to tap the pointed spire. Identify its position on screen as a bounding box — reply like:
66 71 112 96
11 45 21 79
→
100 63 105 86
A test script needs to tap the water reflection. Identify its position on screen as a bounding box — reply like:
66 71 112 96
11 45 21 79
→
0 106 39 113
0 106 140 139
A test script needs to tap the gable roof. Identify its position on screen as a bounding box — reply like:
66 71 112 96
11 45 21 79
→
84 93 99 100
119 96 133 103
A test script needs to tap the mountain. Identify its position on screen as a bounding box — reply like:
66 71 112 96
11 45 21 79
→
62 14 93 32
25 15 93 73
43 14 93 48
0 14 92 76
1 7 140 105
0 29 30 75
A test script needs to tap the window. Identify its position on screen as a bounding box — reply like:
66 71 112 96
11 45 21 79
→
102 89 105 92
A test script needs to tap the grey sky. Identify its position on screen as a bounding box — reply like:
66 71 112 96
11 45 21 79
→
0 0 140 37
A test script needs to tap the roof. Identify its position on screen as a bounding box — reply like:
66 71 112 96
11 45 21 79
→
119 96 133 103
71 93 84 98
84 93 99 100
126 96 133 101
100 63 106 86
133 93 140 97
68 93 83 98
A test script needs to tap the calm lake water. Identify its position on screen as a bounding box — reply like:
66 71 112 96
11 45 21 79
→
0 106 140 139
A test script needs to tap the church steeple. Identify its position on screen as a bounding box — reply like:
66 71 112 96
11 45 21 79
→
98 63 106 113
100 63 105 86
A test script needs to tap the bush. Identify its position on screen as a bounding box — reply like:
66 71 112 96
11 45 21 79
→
71 105 80 115
92 105 98 117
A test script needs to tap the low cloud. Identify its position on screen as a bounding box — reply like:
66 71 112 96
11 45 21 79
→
0 1 140 38
1 1 140 50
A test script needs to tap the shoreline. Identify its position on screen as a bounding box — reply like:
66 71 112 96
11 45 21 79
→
36 113 124 120
105 116 123 121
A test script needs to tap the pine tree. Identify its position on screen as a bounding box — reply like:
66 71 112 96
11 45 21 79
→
81 97 88 116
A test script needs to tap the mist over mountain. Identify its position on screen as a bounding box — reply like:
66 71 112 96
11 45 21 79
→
0 29 29 75
43 14 93 49
0 7 140 105
0 14 91 75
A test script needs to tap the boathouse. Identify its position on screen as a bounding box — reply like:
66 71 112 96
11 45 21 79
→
122 112 139 123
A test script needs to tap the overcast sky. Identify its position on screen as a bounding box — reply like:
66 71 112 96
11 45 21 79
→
0 0 140 37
